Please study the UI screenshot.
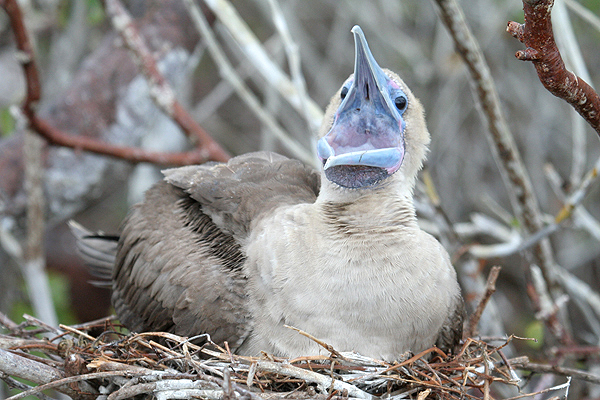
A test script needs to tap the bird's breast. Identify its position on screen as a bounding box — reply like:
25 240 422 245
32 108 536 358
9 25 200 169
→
241 203 458 360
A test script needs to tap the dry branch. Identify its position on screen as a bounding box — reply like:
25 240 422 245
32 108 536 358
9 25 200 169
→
103 0 230 162
508 0 600 137
467 266 501 338
432 0 583 351
200 0 324 131
509 357 600 385
0 348 81 398
182 0 316 166
432 0 559 292
1 0 225 166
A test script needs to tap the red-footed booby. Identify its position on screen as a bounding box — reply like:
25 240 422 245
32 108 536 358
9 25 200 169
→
73 26 463 361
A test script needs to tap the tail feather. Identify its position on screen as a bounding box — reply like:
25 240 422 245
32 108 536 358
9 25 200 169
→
69 220 118 285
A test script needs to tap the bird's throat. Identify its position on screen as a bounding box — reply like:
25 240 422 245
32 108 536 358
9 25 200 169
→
324 165 388 188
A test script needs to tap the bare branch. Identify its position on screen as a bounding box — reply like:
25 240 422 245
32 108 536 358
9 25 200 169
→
182 0 316 166
1 0 223 166
510 357 600 385
103 0 229 162
508 0 600 137
200 0 324 130
0 349 78 399
433 0 559 292
467 266 501 338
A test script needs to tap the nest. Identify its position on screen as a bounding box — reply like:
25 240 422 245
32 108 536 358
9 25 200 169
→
0 314 559 400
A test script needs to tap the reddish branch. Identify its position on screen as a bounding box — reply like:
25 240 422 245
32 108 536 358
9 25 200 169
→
1 0 228 166
508 0 600 137
103 0 229 162
526 280 573 346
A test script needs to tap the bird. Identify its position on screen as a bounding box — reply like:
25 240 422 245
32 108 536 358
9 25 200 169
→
72 25 463 361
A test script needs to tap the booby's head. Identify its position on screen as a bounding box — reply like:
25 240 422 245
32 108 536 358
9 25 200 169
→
318 26 429 192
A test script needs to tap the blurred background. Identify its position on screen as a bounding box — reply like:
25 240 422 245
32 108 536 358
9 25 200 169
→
0 0 599 396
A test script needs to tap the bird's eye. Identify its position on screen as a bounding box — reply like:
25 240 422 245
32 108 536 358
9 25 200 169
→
340 86 349 99
395 96 407 111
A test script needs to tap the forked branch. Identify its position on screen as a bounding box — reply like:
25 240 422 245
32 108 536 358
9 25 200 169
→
508 0 600 137
2 0 228 166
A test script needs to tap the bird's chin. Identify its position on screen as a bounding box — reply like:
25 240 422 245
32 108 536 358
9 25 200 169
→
324 165 389 189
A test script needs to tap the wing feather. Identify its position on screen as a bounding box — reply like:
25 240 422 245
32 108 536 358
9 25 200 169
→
111 152 320 348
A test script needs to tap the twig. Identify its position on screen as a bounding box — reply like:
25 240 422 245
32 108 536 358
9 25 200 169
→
502 377 570 400
0 348 78 399
555 268 600 331
433 0 558 292
267 0 314 147
510 356 600 384
22 315 63 336
29 117 213 165
0 372 56 400
529 266 572 345
67 315 118 331
552 0 592 186
256 360 372 399
467 266 501 338
0 312 19 331
509 157 600 254
200 0 323 130
482 352 490 400
554 156 600 225
285 325 350 362
545 162 600 241
4 370 162 400
1 0 220 166
102 0 229 162
58 324 96 342
182 0 316 166
507 0 600 137
107 380 225 400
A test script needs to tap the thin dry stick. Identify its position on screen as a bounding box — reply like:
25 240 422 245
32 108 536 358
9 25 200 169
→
200 0 323 128
507 0 600 137
182 0 316 166
0 348 79 399
255 360 372 399
4 369 165 400
433 0 558 292
502 378 570 400
433 0 575 349
58 324 96 342
284 325 349 361
267 0 315 138
23 124 56 327
0 312 18 330
0 373 55 400
467 266 502 338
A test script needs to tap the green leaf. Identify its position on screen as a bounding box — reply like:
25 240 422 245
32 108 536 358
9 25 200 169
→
524 320 544 349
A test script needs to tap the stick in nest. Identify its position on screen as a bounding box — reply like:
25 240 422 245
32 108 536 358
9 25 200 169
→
467 266 501 338
284 325 351 362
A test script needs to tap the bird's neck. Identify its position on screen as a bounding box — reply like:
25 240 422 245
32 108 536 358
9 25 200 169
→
316 180 418 229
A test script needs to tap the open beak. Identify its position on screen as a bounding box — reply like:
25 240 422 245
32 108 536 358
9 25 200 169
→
317 26 406 187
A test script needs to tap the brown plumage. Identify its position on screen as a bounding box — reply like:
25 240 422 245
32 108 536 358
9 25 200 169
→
73 26 463 360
